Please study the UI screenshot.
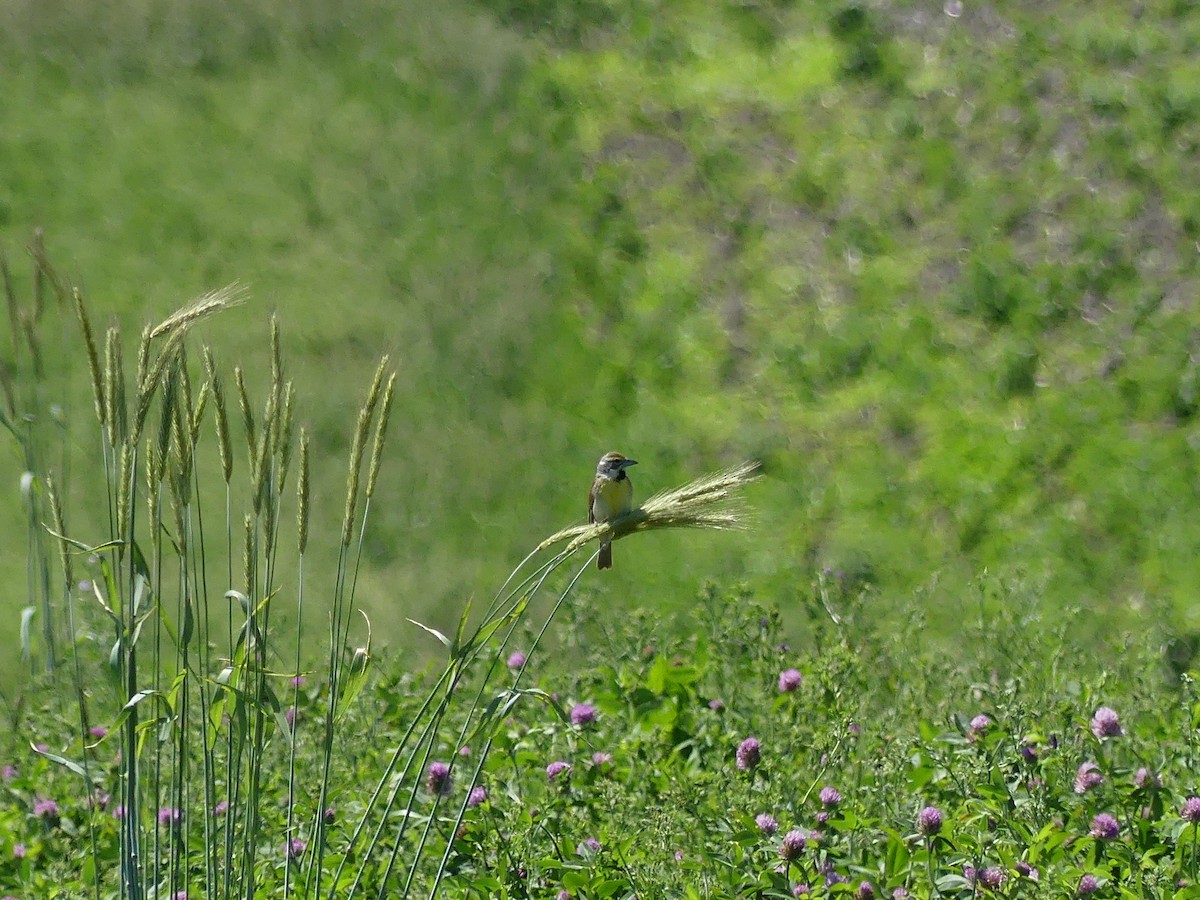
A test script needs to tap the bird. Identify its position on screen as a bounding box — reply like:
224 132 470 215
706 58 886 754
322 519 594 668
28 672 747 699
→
588 451 637 570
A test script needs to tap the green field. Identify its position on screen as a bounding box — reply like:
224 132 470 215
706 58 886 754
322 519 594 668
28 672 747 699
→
4 0 1200 895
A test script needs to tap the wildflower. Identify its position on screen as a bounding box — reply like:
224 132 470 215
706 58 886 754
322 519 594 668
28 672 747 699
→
855 882 875 900
978 867 1005 890
557 892 571 900
1090 706 1122 739
778 669 803 693
1015 861 1039 881
570 703 597 727
546 760 571 781
214 800 229 817
708 698 725 711
12 844 25 859
756 813 779 835
112 805 127 821
458 745 471 757
674 850 684 861
1074 762 1103 794
426 761 452 796
284 707 297 728
1077 874 1099 895
323 806 336 823
467 786 487 808
916 806 942 836
285 837 306 860
290 674 306 687
1020 742 1038 763
1134 767 1162 789
89 726 108 739
816 811 829 825
819 786 842 807
157 807 182 830
968 714 992 741
591 752 612 767
506 651 526 670
1182 796 1200 823
1 765 15 781
793 887 809 897
576 837 600 856
1089 812 1119 840
892 890 909 899
174 893 187 900
34 797 59 821
779 829 806 862
847 721 862 736
91 790 110 810
736 737 761 771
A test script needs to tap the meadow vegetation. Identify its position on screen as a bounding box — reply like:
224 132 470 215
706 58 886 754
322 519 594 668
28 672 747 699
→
3 0 1200 896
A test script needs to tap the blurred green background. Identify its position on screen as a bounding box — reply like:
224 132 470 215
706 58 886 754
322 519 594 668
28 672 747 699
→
3 0 1200 674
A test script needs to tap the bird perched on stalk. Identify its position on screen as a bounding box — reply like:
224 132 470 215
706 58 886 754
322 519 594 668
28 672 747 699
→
588 451 637 569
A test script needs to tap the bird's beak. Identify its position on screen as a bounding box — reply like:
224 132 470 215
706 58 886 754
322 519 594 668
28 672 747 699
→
621 459 638 468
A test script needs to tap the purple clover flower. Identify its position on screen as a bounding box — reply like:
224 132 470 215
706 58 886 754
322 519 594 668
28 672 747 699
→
33 797 59 820
978 867 1005 890
467 786 488 808
214 800 229 817
1134 767 1162 789
916 806 942 836
425 761 452 796
819 786 842 807
778 829 806 862
1182 796 1200 823
1090 706 1123 739
576 836 600 856
1077 874 1099 895
592 751 612 767
12 844 26 859
1074 762 1103 794
157 807 181 830
736 737 761 771
1015 861 1039 881
506 651 526 670
570 703 596 727
1089 813 1119 840
756 813 779 835
778 669 803 693
793 886 809 897
546 760 571 781
855 883 875 900
285 837 306 860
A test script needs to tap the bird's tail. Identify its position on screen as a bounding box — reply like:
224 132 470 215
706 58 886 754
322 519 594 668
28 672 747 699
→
597 541 612 570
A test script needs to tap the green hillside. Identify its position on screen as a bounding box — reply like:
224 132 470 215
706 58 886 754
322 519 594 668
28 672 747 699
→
3 0 1200 671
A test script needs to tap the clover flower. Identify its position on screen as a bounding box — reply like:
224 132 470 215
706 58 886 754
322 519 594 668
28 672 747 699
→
1089 813 1119 840
736 737 761 771
425 761 452 795
917 806 942 836
756 813 779 835
779 829 807 862
570 703 596 727
546 760 571 781
1182 796 1200 823
1090 706 1122 739
778 669 803 693
819 786 842 807
1074 762 1103 794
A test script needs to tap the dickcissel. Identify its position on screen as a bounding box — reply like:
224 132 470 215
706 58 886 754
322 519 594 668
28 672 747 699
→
589 451 637 570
